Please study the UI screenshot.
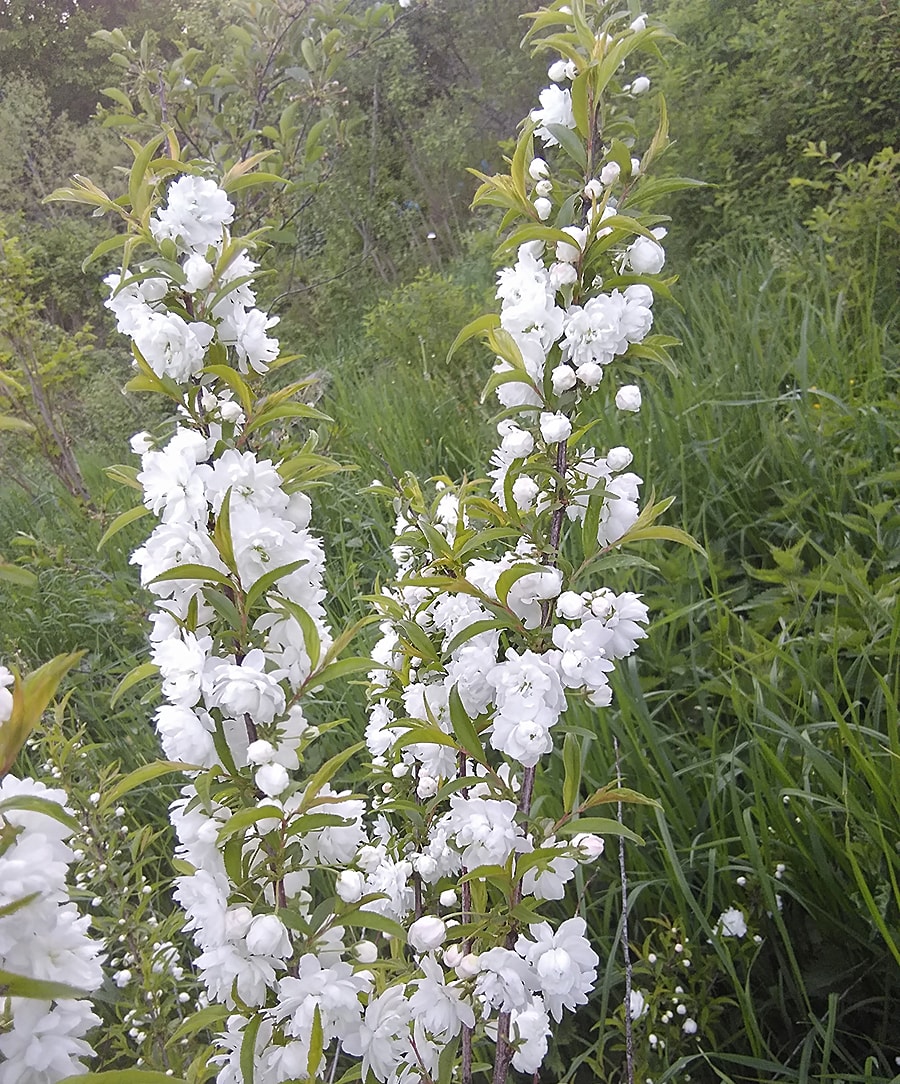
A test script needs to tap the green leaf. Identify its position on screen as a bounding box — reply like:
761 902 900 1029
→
544 124 586 168
306 656 372 692
273 599 321 671
448 686 487 765
149 563 232 587
0 795 81 834
217 805 285 843
556 817 644 845
620 525 706 555
443 617 511 659
166 1003 230 1046
240 1012 263 1084
201 364 253 414
446 313 500 364
562 732 581 813
97 504 151 551
298 742 365 813
494 562 546 607
0 563 37 588
0 414 35 433
0 966 90 1002
110 659 159 711
335 908 405 939
101 759 193 809
245 558 310 610
308 1004 324 1079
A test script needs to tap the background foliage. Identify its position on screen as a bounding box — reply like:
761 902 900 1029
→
0 0 897 1080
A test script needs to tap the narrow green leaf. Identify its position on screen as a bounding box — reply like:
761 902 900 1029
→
448 686 487 765
562 732 581 813
217 805 285 843
0 966 90 1002
102 759 193 809
0 795 81 833
97 504 151 551
298 742 365 813
308 1004 324 1079
556 817 644 845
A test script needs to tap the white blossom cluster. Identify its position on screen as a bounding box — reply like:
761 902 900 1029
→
0 671 104 1084
347 13 672 1074
107 174 389 1081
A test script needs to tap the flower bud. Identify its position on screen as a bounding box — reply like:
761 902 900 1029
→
512 476 540 512
606 446 633 471
571 832 605 859
539 412 573 444
439 889 458 908
336 869 365 903
576 362 604 387
535 179 553 198
247 739 275 765
456 952 481 979
408 915 447 953
355 939 378 964
528 158 549 180
584 178 603 199
547 59 569 82
534 197 552 221
255 762 289 797
551 364 577 394
245 914 290 958
556 591 586 620
615 385 642 413
600 162 621 187
631 76 651 95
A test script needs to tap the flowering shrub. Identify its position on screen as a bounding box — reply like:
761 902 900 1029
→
0 659 105 1084
40 1 700 1081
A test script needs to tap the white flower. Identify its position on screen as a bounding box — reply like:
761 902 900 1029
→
245 914 291 958
556 225 587 264
716 906 747 938
630 75 651 95
547 59 570 82
615 385 642 412
683 1017 698 1034
540 412 572 444
516 917 599 1022
408 916 447 953
531 86 575 146
629 988 649 1019
0 665 13 724
626 229 667 274
551 364 577 394
510 995 551 1073
150 175 234 255
337 870 365 903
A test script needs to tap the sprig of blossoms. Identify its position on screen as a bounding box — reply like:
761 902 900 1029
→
346 4 690 1080
0 665 104 1084
101 169 388 1081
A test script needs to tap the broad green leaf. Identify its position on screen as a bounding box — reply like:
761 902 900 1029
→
217 805 285 843
556 817 644 845
0 563 36 588
494 562 546 607
149 563 232 587
306 656 372 692
0 795 81 833
446 313 500 364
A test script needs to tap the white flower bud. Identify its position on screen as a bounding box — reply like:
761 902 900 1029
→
631 76 651 95
551 364 577 394
528 157 550 180
606 446 633 471
584 178 603 199
630 13 647 31
247 739 275 765
682 1017 698 1035
615 385 642 413
534 197 553 221
556 591 586 620
564 61 578 80
549 261 578 290
255 762 289 797
556 225 587 263
443 945 464 968
219 400 244 423
408 915 447 953
416 774 438 799
572 832 606 859
575 361 604 387
535 179 553 197
439 889 458 908
512 476 540 512
456 952 481 979
336 869 365 903
225 906 253 939
547 59 570 82
355 939 378 964
245 914 290 958
540 412 573 444
600 162 621 186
